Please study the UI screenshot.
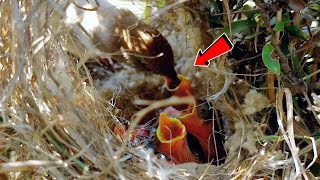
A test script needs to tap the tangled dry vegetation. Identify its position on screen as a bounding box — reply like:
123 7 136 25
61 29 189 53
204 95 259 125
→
0 0 320 179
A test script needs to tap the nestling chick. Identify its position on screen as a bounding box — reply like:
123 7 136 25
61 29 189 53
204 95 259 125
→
64 0 180 85
164 74 226 163
165 75 193 97
178 103 217 163
155 113 199 164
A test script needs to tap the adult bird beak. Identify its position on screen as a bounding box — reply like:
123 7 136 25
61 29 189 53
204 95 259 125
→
165 74 193 97
178 102 218 163
156 113 199 164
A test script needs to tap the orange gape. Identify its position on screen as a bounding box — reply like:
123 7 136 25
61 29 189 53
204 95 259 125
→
156 113 199 164
165 75 193 97
162 74 218 163
179 103 216 163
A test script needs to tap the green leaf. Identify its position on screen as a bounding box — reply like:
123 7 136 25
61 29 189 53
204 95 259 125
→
262 44 281 75
309 2 320 12
285 25 307 40
254 13 261 23
274 21 286 31
292 55 310 82
46 133 88 169
219 20 257 35
280 33 290 55
259 135 280 142
209 16 224 26
158 0 167 8
292 54 301 71
273 15 292 31
243 4 259 18
245 32 258 39
304 67 311 84
212 0 221 13
292 97 302 116
144 0 151 21
314 132 320 140
282 15 291 23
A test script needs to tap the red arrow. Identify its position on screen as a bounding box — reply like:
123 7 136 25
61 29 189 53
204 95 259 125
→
194 33 234 67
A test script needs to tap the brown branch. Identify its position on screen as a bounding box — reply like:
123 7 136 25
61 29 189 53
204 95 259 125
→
287 82 320 95
271 36 292 75
312 47 319 82
267 72 276 102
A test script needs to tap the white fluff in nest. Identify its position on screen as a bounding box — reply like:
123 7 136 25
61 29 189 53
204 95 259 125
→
225 121 259 155
162 7 203 77
98 68 161 91
242 89 270 115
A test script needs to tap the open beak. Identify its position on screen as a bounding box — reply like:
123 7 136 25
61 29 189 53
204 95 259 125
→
156 113 199 164
163 74 224 163
165 75 193 97
178 103 217 163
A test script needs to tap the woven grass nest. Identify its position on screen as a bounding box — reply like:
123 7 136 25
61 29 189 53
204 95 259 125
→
1 0 320 179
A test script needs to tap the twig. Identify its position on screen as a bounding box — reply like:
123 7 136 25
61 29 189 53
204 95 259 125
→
0 160 64 173
266 8 282 103
254 17 261 53
0 0 27 109
271 36 292 75
311 47 319 82
72 0 100 11
230 54 262 64
277 88 308 179
297 31 320 72
305 137 317 170
302 68 320 81
298 138 320 164
303 91 320 125
148 0 189 20
211 8 262 16
207 64 233 101
222 0 232 38
275 8 282 43
267 72 276 103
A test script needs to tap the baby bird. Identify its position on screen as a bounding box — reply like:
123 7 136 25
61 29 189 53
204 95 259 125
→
164 74 226 163
165 75 193 97
155 113 199 164
64 0 180 86
178 103 217 163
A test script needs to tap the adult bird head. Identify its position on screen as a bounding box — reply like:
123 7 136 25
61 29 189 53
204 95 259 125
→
155 113 199 164
118 18 180 83
64 0 180 85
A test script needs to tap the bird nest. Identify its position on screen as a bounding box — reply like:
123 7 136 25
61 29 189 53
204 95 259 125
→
1 0 319 179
